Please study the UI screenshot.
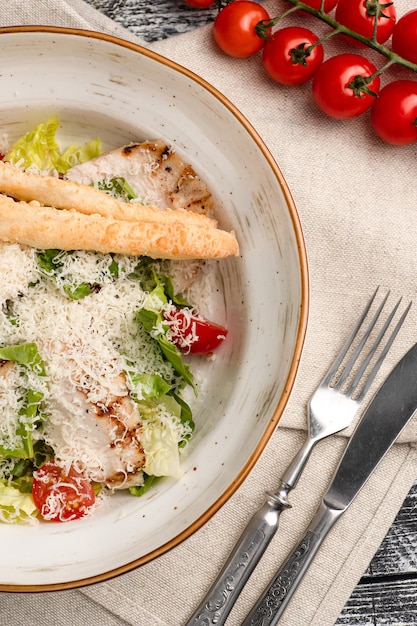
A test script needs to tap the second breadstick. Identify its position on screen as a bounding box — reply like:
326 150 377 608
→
0 195 239 260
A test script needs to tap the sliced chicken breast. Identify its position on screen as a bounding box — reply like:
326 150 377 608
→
66 139 215 217
44 372 146 489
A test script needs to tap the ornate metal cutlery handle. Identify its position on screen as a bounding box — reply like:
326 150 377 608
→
242 503 342 626
185 436 318 626
185 493 289 626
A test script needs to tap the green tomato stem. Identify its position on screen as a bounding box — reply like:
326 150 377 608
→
284 0 417 76
306 27 340 54
257 6 300 37
367 58 396 80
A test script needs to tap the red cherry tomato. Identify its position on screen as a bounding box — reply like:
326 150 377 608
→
336 0 396 48
32 462 95 522
213 1 270 58
262 26 324 86
165 308 228 354
371 80 417 145
183 0 215 6
392 9 417 65
296 0 339 11
312 53 380 119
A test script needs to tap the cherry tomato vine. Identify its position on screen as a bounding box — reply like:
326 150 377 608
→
183 0 417 146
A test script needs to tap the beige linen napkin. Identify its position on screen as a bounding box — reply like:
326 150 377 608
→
1 2 417 625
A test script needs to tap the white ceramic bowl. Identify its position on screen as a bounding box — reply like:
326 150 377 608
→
0 27 308 591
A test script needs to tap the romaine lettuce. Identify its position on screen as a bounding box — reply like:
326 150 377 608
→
0 481 38 524
0 344 46 459
5 115 101 174
96 177 137 202
0 343 46 376
140 415 182 479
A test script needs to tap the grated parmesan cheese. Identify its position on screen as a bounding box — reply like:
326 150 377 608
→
0 244 201 498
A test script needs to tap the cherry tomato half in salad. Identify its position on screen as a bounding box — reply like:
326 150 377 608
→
312 53 380 119
371 80 417 145
166 309 228 354
213 1 271 58
32 462 95 522
262 26 324 86
336 0 396 48
183 0 215 7
392 9 417 65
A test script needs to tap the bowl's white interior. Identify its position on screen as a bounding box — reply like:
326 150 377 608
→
0 29 308 589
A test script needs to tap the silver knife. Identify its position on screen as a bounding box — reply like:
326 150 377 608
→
242 340 417 626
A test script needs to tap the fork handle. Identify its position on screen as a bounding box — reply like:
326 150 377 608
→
185 438 317 626
242 502 342 626
184 493 289 626
280 434 315 489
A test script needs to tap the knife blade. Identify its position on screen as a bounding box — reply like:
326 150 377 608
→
243 340 417 626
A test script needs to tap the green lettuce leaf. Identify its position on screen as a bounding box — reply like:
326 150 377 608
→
96 177 137 202
168 392 194 446
63 283 95 300
140 414 182 479
0 344 46 460
0 481 38 524
127 372 171 400
129 473 158 497
5 115 101 174
36 249 64 274
58 138 102 174
16 389 44 458
128 391 193 488
162 275 190 308
10 476 33 493
129 258 191 308
36 250 100 300
0 343 46 376
136 308 196 392
158 334 195 392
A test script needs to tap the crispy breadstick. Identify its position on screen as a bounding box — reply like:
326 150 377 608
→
0 195 239 260
0 161 217 229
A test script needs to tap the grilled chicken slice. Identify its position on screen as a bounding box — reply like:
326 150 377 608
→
44 372 146 489
66 139 215 217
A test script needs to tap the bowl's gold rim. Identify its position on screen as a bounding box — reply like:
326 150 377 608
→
0 24 309 593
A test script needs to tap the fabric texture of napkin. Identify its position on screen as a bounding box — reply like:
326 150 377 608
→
1 1 417 625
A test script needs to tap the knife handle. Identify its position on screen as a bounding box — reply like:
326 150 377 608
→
185 436 319 626
185 493 289 626
242 502 342 626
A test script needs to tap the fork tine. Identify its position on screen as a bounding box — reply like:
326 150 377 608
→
353 300 412 401
345 296 401 396
333 290 391 391
322 287 380 387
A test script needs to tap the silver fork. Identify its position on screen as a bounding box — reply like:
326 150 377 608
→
185 288 411 626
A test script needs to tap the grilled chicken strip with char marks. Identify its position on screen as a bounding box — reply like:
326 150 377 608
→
66 139 216 217
45 372 147 489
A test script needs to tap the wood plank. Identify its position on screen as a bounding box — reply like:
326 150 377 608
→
335 482 417 623
84 0 216 41
336 579 417 625
366 480 417 576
